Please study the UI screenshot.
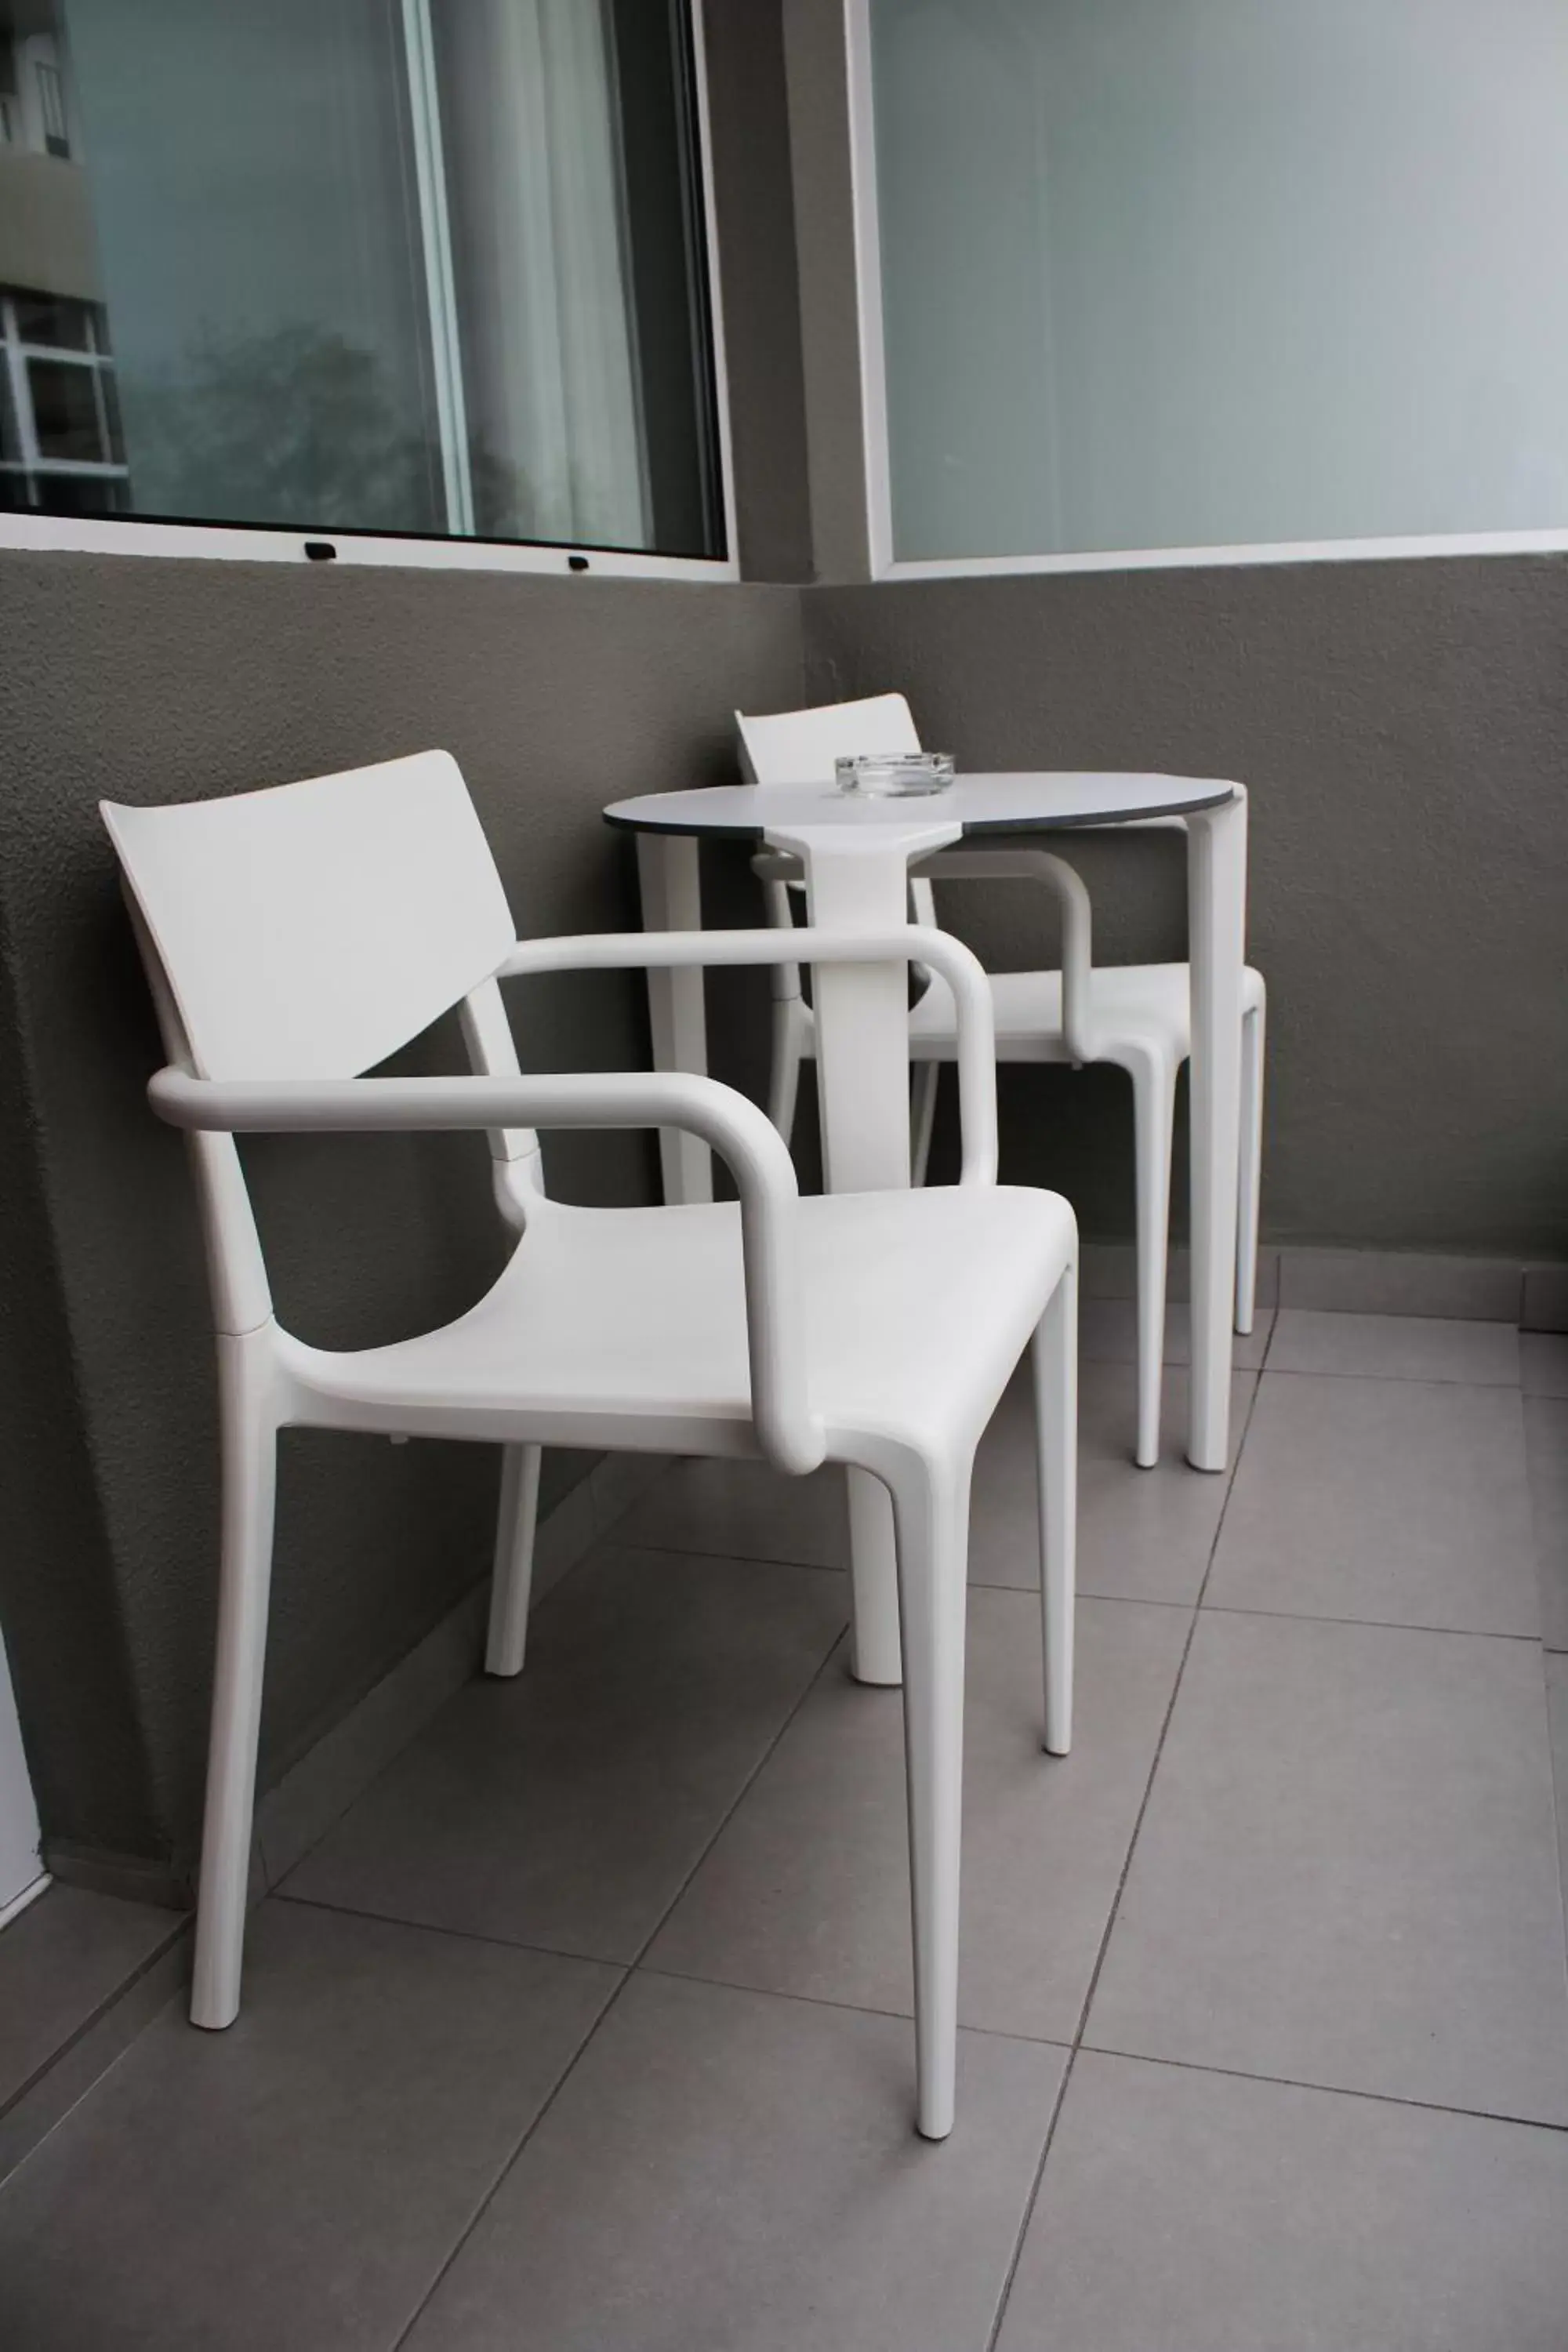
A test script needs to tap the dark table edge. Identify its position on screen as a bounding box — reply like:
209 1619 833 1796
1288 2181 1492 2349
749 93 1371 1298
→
603 783 1236 839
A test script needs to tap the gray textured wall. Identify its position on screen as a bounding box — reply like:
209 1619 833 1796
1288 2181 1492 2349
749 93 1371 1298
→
0 554 801 1874
804 557 1568 1256
9 543 1568 1884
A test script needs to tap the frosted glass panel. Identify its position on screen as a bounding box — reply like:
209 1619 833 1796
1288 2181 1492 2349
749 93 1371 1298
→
870 0 1568 560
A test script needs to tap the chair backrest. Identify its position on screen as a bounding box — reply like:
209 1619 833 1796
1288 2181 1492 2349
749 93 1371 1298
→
735 692 921 787
735 693 940 930
103 752 533 1338
102 750 517 1081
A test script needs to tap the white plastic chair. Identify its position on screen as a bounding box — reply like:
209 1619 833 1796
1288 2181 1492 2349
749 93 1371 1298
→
101 747 1078 2143
738 693 1265 1470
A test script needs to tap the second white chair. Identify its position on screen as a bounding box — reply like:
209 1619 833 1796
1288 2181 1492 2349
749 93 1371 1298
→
738 692 1265 1469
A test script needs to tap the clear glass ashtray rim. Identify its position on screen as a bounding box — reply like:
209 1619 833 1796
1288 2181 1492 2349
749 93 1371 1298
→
833 752 957 797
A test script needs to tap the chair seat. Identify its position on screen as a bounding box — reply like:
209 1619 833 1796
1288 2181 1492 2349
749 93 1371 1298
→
282 1184 1075 1460
903 960 1267 1064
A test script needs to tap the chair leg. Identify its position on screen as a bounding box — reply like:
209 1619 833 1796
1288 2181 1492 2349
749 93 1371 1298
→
910 1061 940 1188
1034 1260 1077 1756
1236 989 1266 1337
486 1443 541 1677
1131 1048 1178 1470
768 998 804 1144
191 1330 278 2031
888 1454 971 2141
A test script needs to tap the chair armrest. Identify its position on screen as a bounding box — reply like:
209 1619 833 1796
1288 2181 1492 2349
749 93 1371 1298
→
148 1064 826 1477
496 925 998 1187
913 848 1095 1065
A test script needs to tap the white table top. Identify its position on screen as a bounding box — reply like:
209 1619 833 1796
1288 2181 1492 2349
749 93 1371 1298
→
604 770 1238 840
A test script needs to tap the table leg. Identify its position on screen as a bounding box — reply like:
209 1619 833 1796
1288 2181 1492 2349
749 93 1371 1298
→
636 833 713 1207
1186 789 1247 1472
803 842 916 1686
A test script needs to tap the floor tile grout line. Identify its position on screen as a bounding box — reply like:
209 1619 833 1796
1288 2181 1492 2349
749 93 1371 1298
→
0 1944 195 2195
1261 1365 1523 1389
1538 1650 1568 1980
267 1544 846 1900
622 1631 852 1973
267 1552 575 1899
0 1915 191 2130
967 1581 1546 1642
967 1584 1196 1608
982 2049 1079 2352
593 1533 848 1576
613 1955 1568 2140
633 1958 1075 2045
984 1363 1269 2352
274 1883 1079 2055
269 1886 629 1972
388 1621 851 2350
267 1898 1568 2148
387 1963 633 2352
1196 1602 1543 1643
1073 2038 1568 2136
1083 1357 1266 2016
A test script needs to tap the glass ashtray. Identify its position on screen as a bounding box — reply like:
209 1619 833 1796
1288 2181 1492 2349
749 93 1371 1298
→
834 751 956 797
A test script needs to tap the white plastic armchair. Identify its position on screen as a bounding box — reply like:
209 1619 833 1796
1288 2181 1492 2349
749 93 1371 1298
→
103 750 1077 2144
738 693 1266 1472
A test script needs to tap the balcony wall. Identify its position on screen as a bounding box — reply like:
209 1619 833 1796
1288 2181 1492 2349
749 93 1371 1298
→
0 551 802 1878
0 149 103 304
804 555 1568 1258
4 0 1567 1894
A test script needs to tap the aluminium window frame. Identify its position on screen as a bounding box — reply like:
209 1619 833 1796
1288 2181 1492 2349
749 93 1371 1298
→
844 0 1568 583
0 0 739 583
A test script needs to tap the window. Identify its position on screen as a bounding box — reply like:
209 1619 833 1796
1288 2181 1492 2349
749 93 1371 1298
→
0 1 728 566
0 290 127 510
858 0 1568 569
34 56 67 155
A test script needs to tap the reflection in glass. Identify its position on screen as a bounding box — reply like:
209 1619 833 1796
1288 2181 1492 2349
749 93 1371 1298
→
26 356 100 458
13 294 92 350
1 0 723 554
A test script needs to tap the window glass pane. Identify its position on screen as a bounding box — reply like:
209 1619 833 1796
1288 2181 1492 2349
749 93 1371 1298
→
433 0 721 557
34 467 125 514
12 294 93 350
0 471 29 510
870 0 1568 561
60 0 445 535
0 366 19 463
27 356 101 459
13 0 723 554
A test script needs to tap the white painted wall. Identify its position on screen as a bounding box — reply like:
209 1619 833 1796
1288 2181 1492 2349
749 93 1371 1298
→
870 0 1568 559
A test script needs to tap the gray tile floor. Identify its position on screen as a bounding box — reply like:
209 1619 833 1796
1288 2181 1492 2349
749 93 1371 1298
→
5 1306 1568 2349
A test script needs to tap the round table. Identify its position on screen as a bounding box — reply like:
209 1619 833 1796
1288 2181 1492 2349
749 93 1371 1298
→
604 771 1249 1684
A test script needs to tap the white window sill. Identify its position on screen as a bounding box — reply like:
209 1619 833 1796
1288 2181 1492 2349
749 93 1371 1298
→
873 528 1568 584
0 512 739 583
